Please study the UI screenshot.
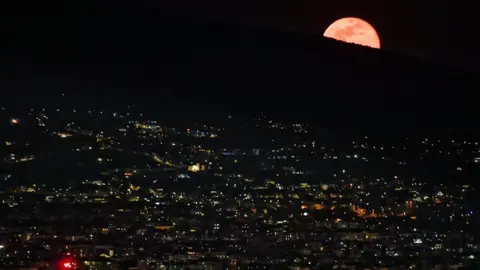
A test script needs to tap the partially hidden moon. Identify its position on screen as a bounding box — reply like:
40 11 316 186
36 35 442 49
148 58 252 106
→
323 17 381 49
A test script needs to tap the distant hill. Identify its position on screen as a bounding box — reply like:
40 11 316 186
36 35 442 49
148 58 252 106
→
1 5 479 128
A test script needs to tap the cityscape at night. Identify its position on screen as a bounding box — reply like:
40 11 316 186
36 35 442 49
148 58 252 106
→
3 0 480 269
1 100 480 269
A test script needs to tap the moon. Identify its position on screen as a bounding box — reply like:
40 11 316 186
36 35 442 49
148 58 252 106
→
323 17 381 49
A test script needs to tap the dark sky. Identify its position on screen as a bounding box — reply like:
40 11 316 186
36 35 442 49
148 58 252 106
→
3 0 474 65
156 0 476 67
2 0 476 74
1 0 480 130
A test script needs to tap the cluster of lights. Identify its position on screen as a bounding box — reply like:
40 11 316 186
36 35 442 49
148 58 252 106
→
57 257 77 270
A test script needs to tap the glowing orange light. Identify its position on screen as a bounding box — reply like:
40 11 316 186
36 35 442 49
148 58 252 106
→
58 257 76 270
323 17 381 49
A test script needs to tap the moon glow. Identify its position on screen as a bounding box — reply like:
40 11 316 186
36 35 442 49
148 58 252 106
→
323 17 381 49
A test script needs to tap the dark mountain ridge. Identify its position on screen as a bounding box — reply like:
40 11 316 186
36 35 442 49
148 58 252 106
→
0 5 478 129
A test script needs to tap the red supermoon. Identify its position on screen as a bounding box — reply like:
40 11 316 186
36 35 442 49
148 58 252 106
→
323 17 381 49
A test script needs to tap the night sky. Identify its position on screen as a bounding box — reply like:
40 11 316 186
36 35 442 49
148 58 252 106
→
1 0 480 130
2 0 477 66
157 0 478 67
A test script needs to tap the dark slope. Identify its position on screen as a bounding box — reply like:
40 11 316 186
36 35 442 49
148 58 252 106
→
0 3 478 128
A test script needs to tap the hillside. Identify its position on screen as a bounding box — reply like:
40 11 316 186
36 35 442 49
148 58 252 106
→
1 7 478 128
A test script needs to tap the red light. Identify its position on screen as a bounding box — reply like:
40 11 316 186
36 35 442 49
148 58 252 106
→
57 257 76 270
